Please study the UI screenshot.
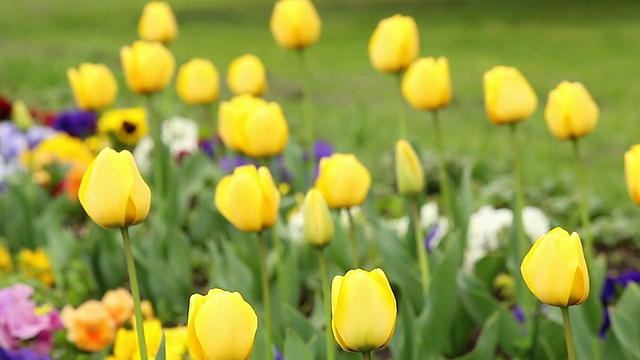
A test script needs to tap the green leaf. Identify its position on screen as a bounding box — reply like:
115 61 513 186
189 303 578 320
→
155 331 166 360
284 328 314 360
610 283 640 360
456 312 500 360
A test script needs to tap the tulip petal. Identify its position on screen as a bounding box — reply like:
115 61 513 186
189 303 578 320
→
122 151 151 225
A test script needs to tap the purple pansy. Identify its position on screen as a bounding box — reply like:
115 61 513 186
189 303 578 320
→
51 110 96 139
0 347 52 360
598 269 640 339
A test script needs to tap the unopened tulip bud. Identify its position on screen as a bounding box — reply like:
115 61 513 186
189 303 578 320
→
303 189 334 248
120 41 175 95
316 153 371 209
138 1 178 44
67 63 118 111
270 0 321 50
369 14 419 73
177 58 220 105
545 81 599 140
484 66 537 125
227 54 267 96
395 140 424 196
401 57 451 111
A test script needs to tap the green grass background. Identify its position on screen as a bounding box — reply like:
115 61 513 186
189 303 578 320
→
2 0 640 215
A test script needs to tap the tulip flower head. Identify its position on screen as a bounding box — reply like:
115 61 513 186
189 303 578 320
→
521 227 590 307
177 58 220 105
315 153 371 209
227 54 268 96
484 66 537 125
395 139 424 195
121 40 176 95
332 268 397 352
369 14 420 73
67 63 118 111
214 165 280 232
545 81 599 140
138 1 178 44
78 147 151 229
303 188 334 248
401 57 451 111
625 144 640 206
270 0 322 50
188 288 258 360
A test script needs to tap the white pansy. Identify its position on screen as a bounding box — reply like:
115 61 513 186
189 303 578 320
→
285 208 305 243
133 136 154 173
464 205 513 272
523 206 550 241
161 116 200 158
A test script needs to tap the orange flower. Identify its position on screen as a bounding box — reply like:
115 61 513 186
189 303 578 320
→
102 288 134 327
62 300 116 352
65 162 89 202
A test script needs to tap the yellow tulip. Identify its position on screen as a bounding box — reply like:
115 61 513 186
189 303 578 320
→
316 153 371 209
78 148 151 229
545 81 599 140
67 63 118 111
521 227 590 307
369 14 419 73
401 57 451 110
484 66 537 125
120 40 175 95
303 188 334 248
214 165 280 232
138 1 178 44
270 0 321 50
188 288 258 360
395 140 424 195
218 95 288 157
177 58 220 105
227 54 267 96
625 144 640 206
332 268 397 352
98 107 148 147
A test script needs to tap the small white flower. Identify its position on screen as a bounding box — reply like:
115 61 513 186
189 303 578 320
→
523 206 550 241
420 202 440 229
464 205 513 272
133 136 154 173
161 116 199 158
286 208 305 243
388 216 410 239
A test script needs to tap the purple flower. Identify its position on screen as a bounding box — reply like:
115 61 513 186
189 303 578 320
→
598 270 640 339
274 346 283 360
512 304 526 324
616 270 640 287
600 276 617 305
25 126 55 149
303 140 334 179
0 122 27 161
0 347 52 360
51 110 96 139
219 155 253 174
598 308 611 340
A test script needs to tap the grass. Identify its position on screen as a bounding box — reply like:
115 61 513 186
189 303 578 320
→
3 0 640 218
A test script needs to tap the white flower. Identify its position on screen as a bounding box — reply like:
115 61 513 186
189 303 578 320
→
161 116 199 158
420 202 440 229
285 208 305 243
523 206 550 241
133 136 154 173
388 216 410 239
464 205 513 272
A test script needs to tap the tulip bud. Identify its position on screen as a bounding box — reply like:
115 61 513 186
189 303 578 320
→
120 41 176 95
214 165 280 232
138 1 178 44
401 57 451 111
331 268 397 352
67 63 118 111
395 140 424 195
369 14 419 73
177 58 220 105
484 66 537 125
10 100 34 130
625 144 640 206
544 81 599 140
521 227 590 307
188 289 258 360
78 148 151 228
316 153 371 209
227 54 268 96
270 0 321 50
303 189 334 248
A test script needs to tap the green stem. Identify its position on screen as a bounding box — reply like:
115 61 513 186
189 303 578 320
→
297 49 315 183
346 207 359 268
410 198 430 296
362 351 372 360
527 301 542 359
272 222 288 307
561 307 576 360
572 138 593 262
395 72 407 139
508 124 526 261
257 231 274 360
317 249 335 360
120 227 148 360
430 110 453 226
146 94 165 214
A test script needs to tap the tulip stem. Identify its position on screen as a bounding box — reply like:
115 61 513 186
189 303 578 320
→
508 123 526 258
297 49 316 183
430 110 453 227
561 307 576 360
410 198 430 296
572 138 593 262
146 94 165 213
346 207 359 268
120 227 148 360
257 231 274 360
395 72 407 139
362 351 372 360
317 249 336 360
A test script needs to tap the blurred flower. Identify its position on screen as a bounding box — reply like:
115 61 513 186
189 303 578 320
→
368 14 419 73
84 134 111 155
0 122 28 160
331 268 397 352
302 139 334 179
219 155 253 174
67 63 118 111
624 144 640 206
25 126 56 149
464 205 513 272
138 1 178 44
522 206 550 240
521 227 590 307
227 54 267 96
61 300 116 352
0 347 52 360
285 204 305 243
0 96 12 119
599 270 640 338
0 283 63 354
214 165 280 232
512 304 526 324
303 188 334 248
78 148 151 229
162 116 199 158
484 66 537 125
98 107 148 147
102 288 134 327
187 288 258 360
316 153 371 209
270 0 321 50
52 110 97 139
112 318 188 360
64 162 88 202
17 248 54 287
545 81 598 140
11 100 34 131
120 41 175 94
395 139 424 195
0 244 12 272
401 57 451 111
177 58 220 105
